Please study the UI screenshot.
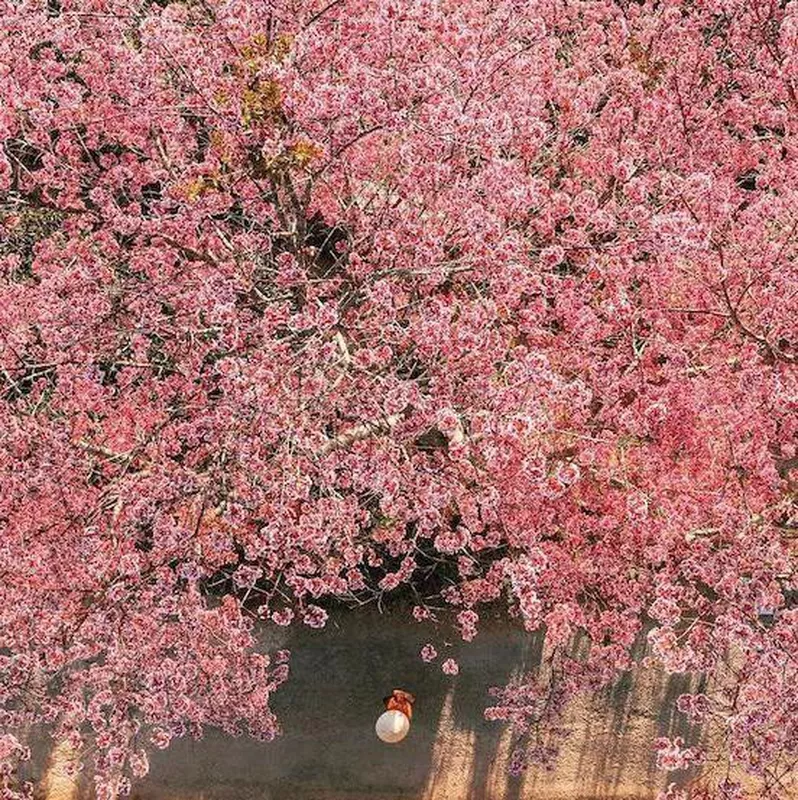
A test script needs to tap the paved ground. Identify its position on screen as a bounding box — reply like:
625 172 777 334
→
36 604 710 800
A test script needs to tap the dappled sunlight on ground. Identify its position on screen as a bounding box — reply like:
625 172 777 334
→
420 682 517 800
43 741 78 800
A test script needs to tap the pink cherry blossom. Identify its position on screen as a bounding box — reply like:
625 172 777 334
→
441 659 460 676
271 608 295 627
1 0 798 796
301 605 328 629
420 644 438 663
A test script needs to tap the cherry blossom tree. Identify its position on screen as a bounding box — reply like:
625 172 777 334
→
1 0 797 796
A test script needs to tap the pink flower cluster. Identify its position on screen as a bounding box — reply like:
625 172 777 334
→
420 643 437 663
655 737 705 772
441 658 460 676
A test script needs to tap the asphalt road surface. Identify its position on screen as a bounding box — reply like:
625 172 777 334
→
95 604 705 800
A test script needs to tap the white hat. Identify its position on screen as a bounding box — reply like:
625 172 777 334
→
375 709 410 743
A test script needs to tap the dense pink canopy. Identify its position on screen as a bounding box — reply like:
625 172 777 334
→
1 0 797 797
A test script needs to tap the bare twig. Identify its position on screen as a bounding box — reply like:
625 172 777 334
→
319 406 411 456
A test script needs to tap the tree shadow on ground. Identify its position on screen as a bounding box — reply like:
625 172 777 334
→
132 604 529 800
128 608 706 800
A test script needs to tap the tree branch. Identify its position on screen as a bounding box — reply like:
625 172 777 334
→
319 406 411 456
